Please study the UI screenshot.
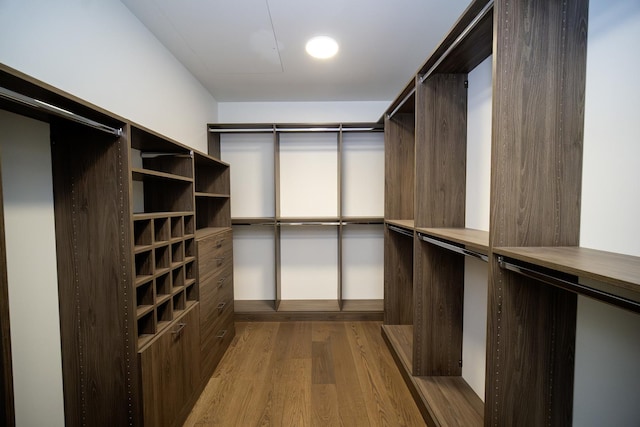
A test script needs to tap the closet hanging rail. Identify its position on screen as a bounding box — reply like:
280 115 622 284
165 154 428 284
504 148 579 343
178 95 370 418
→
387 86 416 119
418 232 488 262
418 0 494 84
497 256 640 313
278 221 341 226
388 224 414 238
0 86 123 136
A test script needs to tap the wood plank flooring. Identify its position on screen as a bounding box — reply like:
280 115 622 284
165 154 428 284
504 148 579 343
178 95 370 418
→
184 321 426 426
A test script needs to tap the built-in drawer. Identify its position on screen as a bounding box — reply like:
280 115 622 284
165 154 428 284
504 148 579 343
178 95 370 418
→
200 299 234 378
197 229 232 284
199 265 233 329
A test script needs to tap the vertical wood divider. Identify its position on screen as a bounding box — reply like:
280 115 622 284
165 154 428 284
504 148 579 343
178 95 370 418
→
337 127 343 309
274 127 282 310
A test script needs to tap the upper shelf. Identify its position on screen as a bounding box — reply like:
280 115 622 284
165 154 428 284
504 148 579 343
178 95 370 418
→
416 227 489 255
494 246 640 311
132 168 193 183
385 219 415 231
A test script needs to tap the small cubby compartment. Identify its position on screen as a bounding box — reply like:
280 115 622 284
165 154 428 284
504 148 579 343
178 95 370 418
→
172 291 186 313
171 241 184 265
134 219 152 248
184 215 195 235
184 260 195 284
135 250 153 282
137 311 155 342
155 273 171 301
136 280 154 314
184 238 195 259
154 217 170 243
171 216 184 239
185 282 198 303
172 265 185 290
154 245 170 271
156 300 173 332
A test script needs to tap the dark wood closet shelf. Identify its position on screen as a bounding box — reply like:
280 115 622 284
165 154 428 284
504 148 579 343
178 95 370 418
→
385 219 415 230
194 192 230 199
416 227 489 254
381 325 484 426
194 226 231 240
131 167 193 183
341 299 383 312
231 217 276 225
278 300 341 312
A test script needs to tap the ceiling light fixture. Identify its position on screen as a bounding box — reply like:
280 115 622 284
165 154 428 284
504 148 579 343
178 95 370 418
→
305 36 339 59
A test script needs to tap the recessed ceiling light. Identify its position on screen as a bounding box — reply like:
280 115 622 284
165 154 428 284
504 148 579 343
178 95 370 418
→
305 36 339 59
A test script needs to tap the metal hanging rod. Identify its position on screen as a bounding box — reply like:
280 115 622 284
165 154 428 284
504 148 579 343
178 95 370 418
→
208 126 381 134
497 256 640 314
419 0 494 84
208 127 274 133
388 224 414 238
418 232 488 262
140 151 193 159
387 86 416 119
0 86 123 136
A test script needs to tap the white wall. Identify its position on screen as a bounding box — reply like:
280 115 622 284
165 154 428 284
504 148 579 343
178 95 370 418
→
463 55 492 400
0 111 65 427
574 0 640 425
0 0 217 151
218 101 388 123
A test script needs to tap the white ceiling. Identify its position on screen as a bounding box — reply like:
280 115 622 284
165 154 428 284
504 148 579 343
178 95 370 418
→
120 0 471 102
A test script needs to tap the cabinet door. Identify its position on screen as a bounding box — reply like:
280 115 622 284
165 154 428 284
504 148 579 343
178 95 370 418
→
139 304 201 427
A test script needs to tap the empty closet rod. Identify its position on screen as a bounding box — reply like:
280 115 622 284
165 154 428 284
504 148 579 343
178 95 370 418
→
388 225 414 238
418 0 494 84
387 86 416 119
208 127 274 133
418 233 488 262
0 86 123 137
497 256 640 314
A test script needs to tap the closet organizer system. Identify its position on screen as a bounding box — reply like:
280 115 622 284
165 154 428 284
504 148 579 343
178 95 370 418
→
0 65 234 427
209 123 384 320
382 0 640 425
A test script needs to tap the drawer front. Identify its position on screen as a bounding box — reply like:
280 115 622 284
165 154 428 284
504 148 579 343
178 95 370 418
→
200 268 234 345
200 304 235 378
139 304 201 427
197 230 232 284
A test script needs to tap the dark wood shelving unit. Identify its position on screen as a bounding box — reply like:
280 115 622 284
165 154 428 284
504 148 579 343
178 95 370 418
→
212 123 385 321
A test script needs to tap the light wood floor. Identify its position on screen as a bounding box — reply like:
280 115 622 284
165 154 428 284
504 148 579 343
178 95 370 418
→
184 321 426 426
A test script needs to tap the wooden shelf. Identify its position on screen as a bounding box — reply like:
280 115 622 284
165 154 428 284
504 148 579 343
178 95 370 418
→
133 211 194 220
194 192 230 199
136 305 154 319
231 217 276 225
381 325 484 426
341 299 384 312
493 246 640 307
416 227 489 255
341 216 384 224
131 167 193 183
385 219 415 230
277 299 341 312
234 300 276 313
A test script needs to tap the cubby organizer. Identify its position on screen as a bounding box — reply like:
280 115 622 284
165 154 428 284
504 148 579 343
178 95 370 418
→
133 212 197 348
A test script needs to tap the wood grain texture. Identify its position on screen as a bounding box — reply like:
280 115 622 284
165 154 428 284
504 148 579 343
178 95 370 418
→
184 322 425 426
415 73 467 229
384 113 415 220
140 305 201 427
0 157 15 427
384 227 414 325
51 120 139 426
382 325 483 426
486 264 576 427
487 0 589 424
416 227 489 254
413 240 464 377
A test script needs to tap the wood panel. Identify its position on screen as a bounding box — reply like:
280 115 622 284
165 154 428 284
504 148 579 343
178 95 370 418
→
51 120 139 427
487 0 588 424
486 266 576 426
413 240 464 377
139 305 201 427
384 113 415 220
415 73 467 229
383 227 414 325
0 157 15 427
